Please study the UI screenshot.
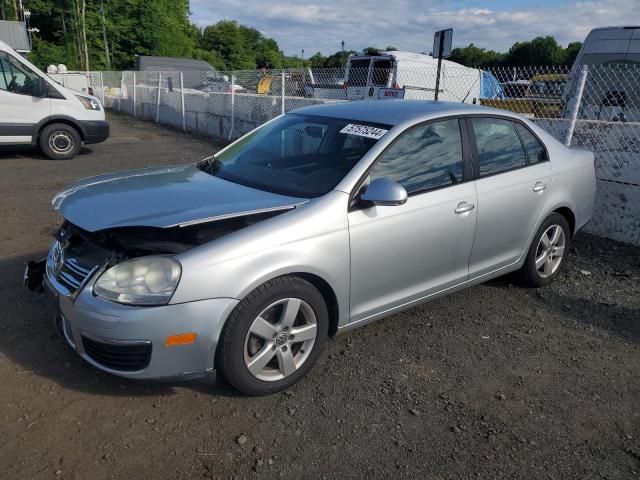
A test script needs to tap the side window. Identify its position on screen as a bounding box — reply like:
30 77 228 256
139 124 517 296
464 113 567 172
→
471 118 527 176
369 119 463 194
0 52 40 97
515 124 547 164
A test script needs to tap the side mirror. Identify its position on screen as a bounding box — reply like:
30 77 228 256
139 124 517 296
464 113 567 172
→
359 178 408 207
38 77 50 98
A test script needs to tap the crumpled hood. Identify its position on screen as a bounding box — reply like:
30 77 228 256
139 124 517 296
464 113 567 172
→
53 164 307 232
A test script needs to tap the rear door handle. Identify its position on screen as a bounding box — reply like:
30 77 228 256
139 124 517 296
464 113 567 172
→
533 182 547 193
455 202 475 214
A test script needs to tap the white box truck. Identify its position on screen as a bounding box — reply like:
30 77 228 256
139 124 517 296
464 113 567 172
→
313 50 499 104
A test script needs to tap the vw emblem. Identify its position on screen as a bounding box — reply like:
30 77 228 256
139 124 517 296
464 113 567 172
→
52 242 65 275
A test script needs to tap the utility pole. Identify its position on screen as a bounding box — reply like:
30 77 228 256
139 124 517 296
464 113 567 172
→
301 48 304 62
99 1 111 70
341 40 345 62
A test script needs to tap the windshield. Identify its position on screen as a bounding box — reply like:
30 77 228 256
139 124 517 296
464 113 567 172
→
197 113 390 198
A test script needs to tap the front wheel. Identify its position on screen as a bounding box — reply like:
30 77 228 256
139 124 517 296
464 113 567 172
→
39 123 82 160
518 213 571 287
217 276 329 395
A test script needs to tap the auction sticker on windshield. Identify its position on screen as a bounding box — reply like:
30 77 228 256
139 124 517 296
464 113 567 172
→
340 124 388 140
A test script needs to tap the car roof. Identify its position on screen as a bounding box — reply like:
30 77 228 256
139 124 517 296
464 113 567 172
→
293 100 511 127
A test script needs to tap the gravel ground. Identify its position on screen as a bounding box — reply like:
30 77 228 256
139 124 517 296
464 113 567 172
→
0 113 638 480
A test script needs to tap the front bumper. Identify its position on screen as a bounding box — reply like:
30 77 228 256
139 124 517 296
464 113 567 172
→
42 268 238 380
81 120 110 144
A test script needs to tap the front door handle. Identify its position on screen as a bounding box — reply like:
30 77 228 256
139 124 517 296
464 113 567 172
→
533 182 547 193
455 202 475 214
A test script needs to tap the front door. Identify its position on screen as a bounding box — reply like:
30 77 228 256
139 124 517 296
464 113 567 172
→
348 118 477 323
0 51 50 144
467 117 552 277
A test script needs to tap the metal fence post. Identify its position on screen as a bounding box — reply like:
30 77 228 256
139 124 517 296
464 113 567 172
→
180 72 186 132
229 74 235 140
119 73 124 112
281 71 285 115
99 71 104 104
564 65 588 147
156 73 162 123
132 71 136 118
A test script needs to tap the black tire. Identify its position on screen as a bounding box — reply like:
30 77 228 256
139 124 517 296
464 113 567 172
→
518 213 571 288
39 123 82 160
217 276 329 395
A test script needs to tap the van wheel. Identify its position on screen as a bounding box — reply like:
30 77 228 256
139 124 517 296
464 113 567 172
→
217 276 329 395
39 123 82 160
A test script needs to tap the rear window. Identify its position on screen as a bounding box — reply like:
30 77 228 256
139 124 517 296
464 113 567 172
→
347 59 370 86
371 60 393 86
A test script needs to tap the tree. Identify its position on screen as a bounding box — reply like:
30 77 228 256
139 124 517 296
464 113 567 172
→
505 36 564 66
0 0 19 20
563 42 582 65
450 43 505 67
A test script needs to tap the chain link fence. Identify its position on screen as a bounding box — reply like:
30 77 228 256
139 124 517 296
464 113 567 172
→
56 63 640 245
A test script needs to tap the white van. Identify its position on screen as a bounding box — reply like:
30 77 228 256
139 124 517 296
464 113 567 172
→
566 26 640 121
313 50 490 103
573 26 640 66
0 39 109 160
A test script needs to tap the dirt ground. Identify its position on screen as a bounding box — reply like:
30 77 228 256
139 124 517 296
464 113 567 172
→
0 113 638 480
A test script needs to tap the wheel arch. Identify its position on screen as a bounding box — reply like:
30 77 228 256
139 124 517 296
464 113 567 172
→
36 116 86 142
228 271 341 338
552 206 576 238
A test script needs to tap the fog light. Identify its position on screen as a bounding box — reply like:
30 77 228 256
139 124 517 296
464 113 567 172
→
165 333 197 346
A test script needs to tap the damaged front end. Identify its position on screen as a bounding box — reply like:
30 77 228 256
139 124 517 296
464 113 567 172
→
26 208 288 298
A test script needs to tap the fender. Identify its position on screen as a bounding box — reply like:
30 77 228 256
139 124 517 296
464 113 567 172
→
33 115 88 142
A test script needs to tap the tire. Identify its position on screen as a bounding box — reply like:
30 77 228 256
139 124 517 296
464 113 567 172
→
217 276 329 395
39 123 82 160
518 213 571 287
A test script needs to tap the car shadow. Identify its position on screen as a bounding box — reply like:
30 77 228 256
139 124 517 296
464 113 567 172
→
0 145 94 160
0 252 243 398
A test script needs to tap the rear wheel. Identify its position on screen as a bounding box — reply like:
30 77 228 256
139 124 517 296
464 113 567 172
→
217 276 328 395
39 123 82 160
518 213 570 287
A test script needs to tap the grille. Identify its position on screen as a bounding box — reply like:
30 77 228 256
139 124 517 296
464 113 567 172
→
82 335 152 372
56 256 95 293
47 239 103 297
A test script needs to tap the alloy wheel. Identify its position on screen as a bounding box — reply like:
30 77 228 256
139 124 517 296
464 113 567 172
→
243 298 317 382
535 224 566 278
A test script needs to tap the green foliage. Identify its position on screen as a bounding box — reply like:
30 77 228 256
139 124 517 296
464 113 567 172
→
2 2 584 72
450 43 505 68
0 0 19 20
451 37 582 68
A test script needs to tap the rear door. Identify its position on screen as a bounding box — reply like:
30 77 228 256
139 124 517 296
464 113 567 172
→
467 117 552 278
345 58 371 100
368 58 394 99
0 51 50 144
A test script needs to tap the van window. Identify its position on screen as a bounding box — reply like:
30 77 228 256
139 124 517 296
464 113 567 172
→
347 59 370 86
581 53 640 65
371 60 392 87
0 52 40 96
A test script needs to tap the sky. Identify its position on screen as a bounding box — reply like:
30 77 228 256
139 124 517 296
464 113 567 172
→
190 0 639 57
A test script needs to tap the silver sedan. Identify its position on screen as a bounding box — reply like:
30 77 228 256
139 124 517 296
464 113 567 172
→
27 101 596 395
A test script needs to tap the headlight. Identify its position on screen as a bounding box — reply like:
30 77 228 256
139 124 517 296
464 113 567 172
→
94 257 181 306
75 94 101 111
